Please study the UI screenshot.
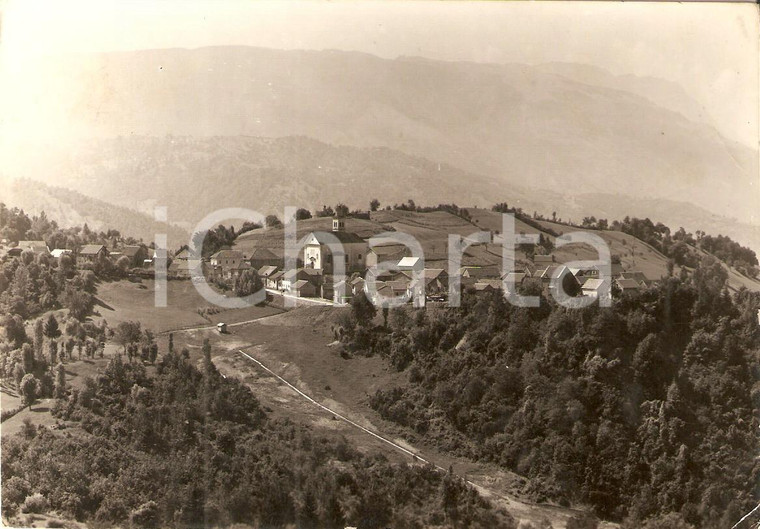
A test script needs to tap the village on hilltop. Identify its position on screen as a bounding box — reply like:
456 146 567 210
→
166 210 658 306
0 209 660 307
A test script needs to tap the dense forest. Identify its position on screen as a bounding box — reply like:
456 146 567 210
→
1 343 515 529
341 256 760 528
577 214 758 277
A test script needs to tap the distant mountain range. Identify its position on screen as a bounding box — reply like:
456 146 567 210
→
4 46 757 250
6 135 759 254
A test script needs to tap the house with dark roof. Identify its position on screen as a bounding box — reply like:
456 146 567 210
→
281 268 322 291
292 279 317 298
458 265 501 280
249 247 280 269
268 270 284 289
258 265 278 281
615 278 643 296
77 244 109 266
174 248 191 260
535 265 558 284
619 271 652 286
210 248 247 279
168 258 203 279
472 282 498 295
120 245 149 268
210 249 245 268
421 268 448 295
365 243 410 270
302 218 367 273
370 282 394 305
17 240 50 255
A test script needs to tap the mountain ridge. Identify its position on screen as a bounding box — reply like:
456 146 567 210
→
8 134 759 253
6 46 756 225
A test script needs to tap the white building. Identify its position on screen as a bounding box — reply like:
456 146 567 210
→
302 218 367 274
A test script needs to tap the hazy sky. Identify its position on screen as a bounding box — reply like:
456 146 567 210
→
1 0 758 147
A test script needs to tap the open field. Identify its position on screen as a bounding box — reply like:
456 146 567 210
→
235 209 507 267
93 279 284 332
234 216 387 256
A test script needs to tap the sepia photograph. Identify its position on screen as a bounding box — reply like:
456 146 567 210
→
0 1 758 528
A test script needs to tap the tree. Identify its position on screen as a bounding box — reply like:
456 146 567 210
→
351 292 376 327
43 314 61 340
21 343 35 374
54 363 66 399
202 339 213 376
265 215 282 228
48 341 58 370
370 199 380 212
316 205 335 218
20 374 38 409
168 333 174 354
295 208 312 220
33 318 44 360
334 203 349 218
114 322 142 354
234 269 264 298
115 255 131 274
13 364 25 387
3 315 27 348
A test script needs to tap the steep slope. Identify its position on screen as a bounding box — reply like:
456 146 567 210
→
8 46 757 224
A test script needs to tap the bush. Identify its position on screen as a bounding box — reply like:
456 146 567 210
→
129 500 160 529
2 476 30 507
21 493 50 514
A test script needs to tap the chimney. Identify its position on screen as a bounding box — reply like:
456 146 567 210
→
332 217 345 232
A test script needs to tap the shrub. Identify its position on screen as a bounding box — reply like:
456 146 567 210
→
2 476 30 507
21 493 50 514
129 500 160 529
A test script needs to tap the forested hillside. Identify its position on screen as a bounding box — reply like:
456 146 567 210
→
340 257 760 527
1 344 514 528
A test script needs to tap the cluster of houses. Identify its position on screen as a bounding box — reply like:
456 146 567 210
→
1 220 657 305
195 217 656 305
0 240 155 270
0 219 659 306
